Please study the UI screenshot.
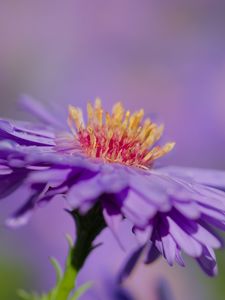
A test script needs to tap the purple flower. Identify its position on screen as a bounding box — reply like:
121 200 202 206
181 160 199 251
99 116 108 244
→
91 275 134 300
91 276 174 300
0 97 225 277
156 278 175 300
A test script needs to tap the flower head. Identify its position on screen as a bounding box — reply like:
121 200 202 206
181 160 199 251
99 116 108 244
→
0 96 225 277
64 99 174 169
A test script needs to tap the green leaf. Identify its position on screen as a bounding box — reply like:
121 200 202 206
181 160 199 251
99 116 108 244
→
50 257 63 284
70 282 92 300
66 234 73 249
18 290 37 300
18 289 50 300
18 289 31 300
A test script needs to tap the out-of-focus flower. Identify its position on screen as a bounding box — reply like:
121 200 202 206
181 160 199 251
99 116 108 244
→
91 267 175 300
156 278 175 300
92 275 134 300
0 97 225 277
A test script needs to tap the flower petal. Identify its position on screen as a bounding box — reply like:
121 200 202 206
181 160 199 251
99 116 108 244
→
196 246 218 277
102 199 124 249
118 246 144 283
122 189 157 227
158 166 225 191
167 216 202 257
6 184 46 227
161 233 177 266
20 95 65 129
145 242 161 264
174 201 200 219
0 119 55 146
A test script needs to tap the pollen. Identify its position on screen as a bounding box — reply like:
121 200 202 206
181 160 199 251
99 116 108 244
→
67 99 175 169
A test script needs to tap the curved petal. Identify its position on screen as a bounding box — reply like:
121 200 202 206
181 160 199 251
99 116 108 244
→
0 119 55 146
121 189 157 227
118 246 145 283
158 166 225 191
6 184 46 227
196 246 218 277
0 169 28 200
175 248 185 267
129 172 171 211
20 95 65 129
102 199 124 249
161 233 177 266
173 201 200 219
67 174 104 212
145 242 161 264
167 216 202 257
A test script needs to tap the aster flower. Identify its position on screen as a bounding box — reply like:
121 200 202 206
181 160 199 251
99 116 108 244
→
92 275 134 300
91 261 174 300
156 279 175 300
91 275 175 300
91 257 175 300
0 96 225 281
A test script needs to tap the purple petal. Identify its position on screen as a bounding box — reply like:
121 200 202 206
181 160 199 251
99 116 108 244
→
198 204 225 221
145 242 161 264
67 174 103 211
99 165 129 193
161 234 177 266
102 200 124 249
0 165 13 175
133 225 153 244
173 201 200 219
167 216 202 257
158 166 225 191
202 215 225 231
121 189 157 227
193 184 225 211
175 249 185 267
0 170 28 200
118 246 144 283
155 168 225 213
169 209 222 249
27 168 71 187
6 184 46 227
196 246 218 277
191 223 222 249
20 95 65 129
0 119 55 146
129 172 171 212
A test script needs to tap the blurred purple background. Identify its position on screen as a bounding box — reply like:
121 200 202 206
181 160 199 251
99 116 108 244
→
0 1 225 299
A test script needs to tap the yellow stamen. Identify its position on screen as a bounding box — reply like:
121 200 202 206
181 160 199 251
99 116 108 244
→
68 105 84 132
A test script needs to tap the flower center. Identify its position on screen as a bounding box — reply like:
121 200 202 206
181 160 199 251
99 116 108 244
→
67 99 175 169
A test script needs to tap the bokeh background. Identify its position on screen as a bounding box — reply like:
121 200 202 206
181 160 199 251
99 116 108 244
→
0 1 225 299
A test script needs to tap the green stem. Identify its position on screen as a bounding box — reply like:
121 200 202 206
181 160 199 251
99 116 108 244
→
55 205 105 300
